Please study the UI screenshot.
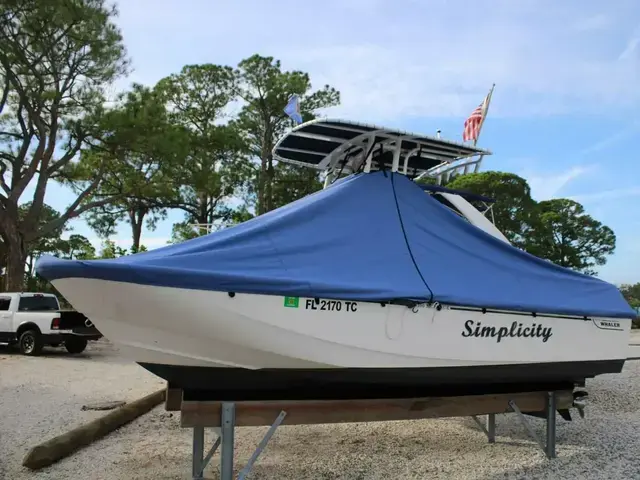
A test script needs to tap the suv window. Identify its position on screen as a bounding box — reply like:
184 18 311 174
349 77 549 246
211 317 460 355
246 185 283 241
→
0 297 10 311
17 295 59 311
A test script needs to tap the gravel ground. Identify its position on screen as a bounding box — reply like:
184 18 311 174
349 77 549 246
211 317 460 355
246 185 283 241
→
1 338 640 480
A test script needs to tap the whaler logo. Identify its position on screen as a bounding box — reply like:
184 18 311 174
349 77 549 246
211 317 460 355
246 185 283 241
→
593 319 622 331
462 320 553 343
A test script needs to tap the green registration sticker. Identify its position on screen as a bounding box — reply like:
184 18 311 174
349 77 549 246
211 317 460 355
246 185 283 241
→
283 296 300 308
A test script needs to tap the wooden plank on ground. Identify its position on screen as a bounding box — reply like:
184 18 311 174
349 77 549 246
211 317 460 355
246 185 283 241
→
180 390 574 428
23 388 166 470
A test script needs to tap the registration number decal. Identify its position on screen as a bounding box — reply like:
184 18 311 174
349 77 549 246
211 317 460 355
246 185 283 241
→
305 299 358 312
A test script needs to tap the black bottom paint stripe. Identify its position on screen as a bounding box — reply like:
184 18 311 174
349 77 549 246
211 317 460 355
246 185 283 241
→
139 359 625 402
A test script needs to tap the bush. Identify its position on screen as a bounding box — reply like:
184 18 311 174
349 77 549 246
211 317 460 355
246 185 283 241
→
633 318 640 329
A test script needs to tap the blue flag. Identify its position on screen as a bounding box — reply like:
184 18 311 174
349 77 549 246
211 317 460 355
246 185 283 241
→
283 94 303 125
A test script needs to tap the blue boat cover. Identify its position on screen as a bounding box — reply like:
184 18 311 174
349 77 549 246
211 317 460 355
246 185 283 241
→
36 171 635 319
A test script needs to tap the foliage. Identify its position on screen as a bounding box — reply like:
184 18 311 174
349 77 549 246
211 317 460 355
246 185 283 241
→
155 64 252 229
0 0 129 290
620 283 640 310
0 1 632 297
0 202 94 290
97 239 128 258
441 171 616 275
169 222 203 244
78 83 188 250
445 172 537 248
168 205 255 245
414 175 438 186
58 234 96 260
25 232 96 293
1 202 67 288
233 54 340 214
525 199 616 275
269 164 324 210
96 239 146 258
18 202 71 262
626 282 640 328
20 205 96 280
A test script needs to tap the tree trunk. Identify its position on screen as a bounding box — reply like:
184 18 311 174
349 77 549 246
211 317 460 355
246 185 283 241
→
257 124 274 215
257 157 267 215
131 219 142 253
197 195 208 226
264 153 275 213
256 152 275 215
3 233 27 292
0 241 6 288
128 208 147 253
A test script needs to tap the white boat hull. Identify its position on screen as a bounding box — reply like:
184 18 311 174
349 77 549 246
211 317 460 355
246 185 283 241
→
52 277 630 370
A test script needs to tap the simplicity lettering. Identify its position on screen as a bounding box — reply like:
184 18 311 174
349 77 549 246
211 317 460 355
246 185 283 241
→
462 320 553 343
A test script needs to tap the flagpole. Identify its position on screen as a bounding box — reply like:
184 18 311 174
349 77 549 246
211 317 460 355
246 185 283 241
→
473 83 495 147
470 83 495 174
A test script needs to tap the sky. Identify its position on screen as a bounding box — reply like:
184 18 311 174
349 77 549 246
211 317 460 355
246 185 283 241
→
27 0 640 285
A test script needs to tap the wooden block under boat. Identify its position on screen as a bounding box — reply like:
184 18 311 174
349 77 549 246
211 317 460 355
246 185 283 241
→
179 390 574 428
164 383 183 412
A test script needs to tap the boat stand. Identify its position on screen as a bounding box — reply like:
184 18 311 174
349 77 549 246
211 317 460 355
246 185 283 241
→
189 403 287 480
166 388 572 480
471 391 558 458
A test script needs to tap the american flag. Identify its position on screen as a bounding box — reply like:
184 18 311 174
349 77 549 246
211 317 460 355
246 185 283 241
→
462 88 493 143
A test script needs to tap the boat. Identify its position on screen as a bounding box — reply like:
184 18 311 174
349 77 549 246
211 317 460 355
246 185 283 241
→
35 119 636 401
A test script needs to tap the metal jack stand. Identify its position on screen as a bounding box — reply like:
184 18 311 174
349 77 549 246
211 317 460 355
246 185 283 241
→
509 391 557 459
178 389 577 478
191 402 287 480
471 413 496 443
472 392 559 459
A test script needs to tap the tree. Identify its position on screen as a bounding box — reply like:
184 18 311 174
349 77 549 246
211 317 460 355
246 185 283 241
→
0 237 5 283
168 205 254 245
445 172 537 248
525 199 616 275
1 202 69 289
269 165 323 210
155 64 252 231
1 202 94 290
58 233 96 260
234 54 340 214
619 283 640 310
433 172 616 273
81 83 187 251
19 202 71 279
0 0 129 291
414 175 438 186
169 222 203 244
97 239 129 258
26 232 95 292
